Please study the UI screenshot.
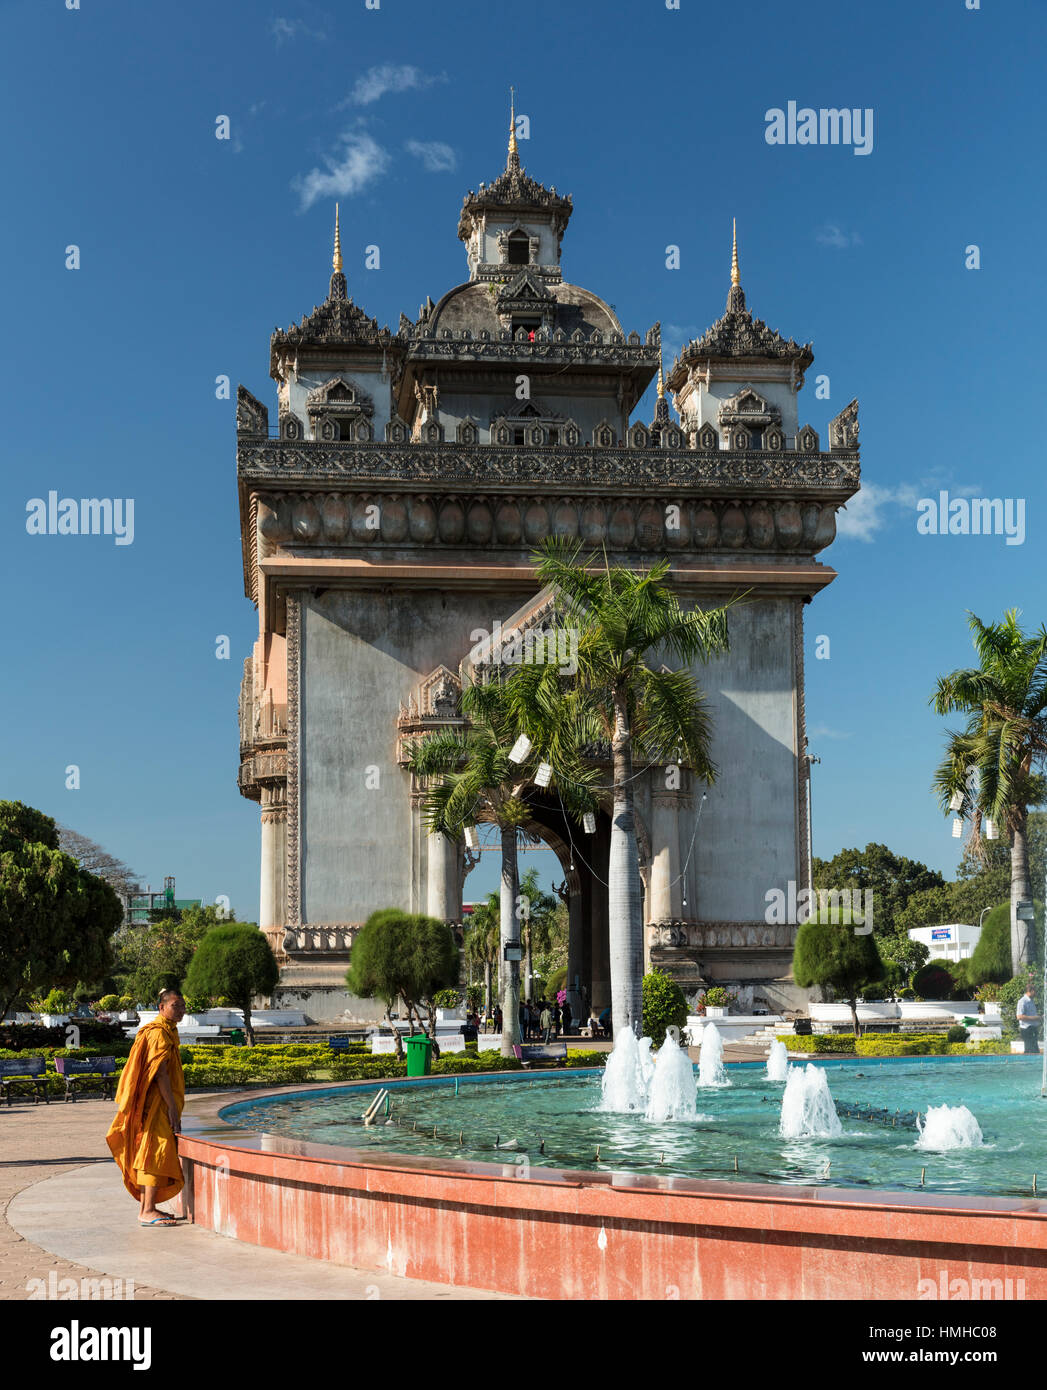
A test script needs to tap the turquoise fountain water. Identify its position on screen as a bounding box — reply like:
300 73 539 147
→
222 1054 1047 1199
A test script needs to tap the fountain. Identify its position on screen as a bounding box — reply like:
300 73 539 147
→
766 1039 789 1082
639 1036 655 1092
645 1034 698 1123
915 1104 984 1150
599 1026 650 1112
697 1022 730 1087
779 1063 842 1138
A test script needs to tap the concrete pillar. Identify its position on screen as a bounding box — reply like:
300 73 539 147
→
427 830 460 920
259 807 286 955
566 891 584 1020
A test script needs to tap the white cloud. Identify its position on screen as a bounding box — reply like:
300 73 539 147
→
816 223 863 249
270 17 326 44
347 65 440 106
406 139 456 173
660 322 700 365
835 476 985 542
807 723 853 741
293 131 390 211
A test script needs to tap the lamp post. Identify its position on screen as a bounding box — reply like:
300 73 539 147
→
804 748 821 889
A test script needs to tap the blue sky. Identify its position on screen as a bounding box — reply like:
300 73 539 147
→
1 0 1043 918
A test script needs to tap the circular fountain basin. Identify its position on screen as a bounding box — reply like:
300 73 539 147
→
173 1059 1047 1300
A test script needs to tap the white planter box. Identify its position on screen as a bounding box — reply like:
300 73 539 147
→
705 1007 728 1018
436 1008 465 1023
40 1015 71 1028
982 1003 1001 1020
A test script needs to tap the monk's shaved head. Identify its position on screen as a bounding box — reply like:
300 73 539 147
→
158 989 184 1007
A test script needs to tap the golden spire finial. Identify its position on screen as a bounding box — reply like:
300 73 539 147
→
508 86 519 163
333 203 343 274
731 217 740 287
657 347 665 398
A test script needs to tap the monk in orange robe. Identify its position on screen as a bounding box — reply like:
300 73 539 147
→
106 988 186 1225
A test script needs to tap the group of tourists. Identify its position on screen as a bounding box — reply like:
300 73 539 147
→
479 997 574 1040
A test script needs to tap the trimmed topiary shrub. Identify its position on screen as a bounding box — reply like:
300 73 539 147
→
641 969 688 1046
968 902 1013 985
947 1025 969 1043
912 961 955 999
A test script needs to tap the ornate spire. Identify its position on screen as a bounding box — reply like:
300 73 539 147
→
652 345 671 429
726 218 746 313
731 218 740 287
329 202 347 302
508 87 520 172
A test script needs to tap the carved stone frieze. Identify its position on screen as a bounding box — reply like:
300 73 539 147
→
252 488 845 557
651 921 799 949
238 442 859 494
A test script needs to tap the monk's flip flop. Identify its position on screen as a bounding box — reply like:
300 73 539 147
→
138 1215 180 1226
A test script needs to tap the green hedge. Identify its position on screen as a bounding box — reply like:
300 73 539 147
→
785 1034 858 1054
855 1034 950 1057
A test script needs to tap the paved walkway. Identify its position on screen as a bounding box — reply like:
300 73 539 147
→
0 1095 517 1301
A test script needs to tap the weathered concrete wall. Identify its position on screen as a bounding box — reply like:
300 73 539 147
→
300 589 499 924
692 598 799 922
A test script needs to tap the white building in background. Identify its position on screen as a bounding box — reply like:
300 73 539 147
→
908 923 981 963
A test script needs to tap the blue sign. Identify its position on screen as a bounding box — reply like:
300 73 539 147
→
931 927 952 941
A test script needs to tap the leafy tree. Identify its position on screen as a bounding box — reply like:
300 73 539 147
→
55 825 140 901
642 969 688 1046
967 901 1013 985
345 910 458 1055
115 904 234 1006
932 609 1047 970
0 801 123 1020
792 908 885 1035
533 538 733 1042
811 843 944 938
183 923 276 1044
878 932 929 994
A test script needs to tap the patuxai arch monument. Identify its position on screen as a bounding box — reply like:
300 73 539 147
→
236 119 861 1022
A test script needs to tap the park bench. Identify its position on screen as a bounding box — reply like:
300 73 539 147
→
512 1043 568 1069
0 1056 50 1106
54 1055 116 1102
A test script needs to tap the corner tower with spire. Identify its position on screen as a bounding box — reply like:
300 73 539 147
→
666 223 815 448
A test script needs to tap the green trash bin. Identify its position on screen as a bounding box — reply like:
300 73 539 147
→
229 1028 245 1047
405 1034 433 1077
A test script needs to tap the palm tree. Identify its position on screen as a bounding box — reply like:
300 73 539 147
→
532 538 734 1041
464 892 500 1018
932 609 1047 971
406 670 596 1056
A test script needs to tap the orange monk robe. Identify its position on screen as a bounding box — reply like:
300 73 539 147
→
106 1015 185 1203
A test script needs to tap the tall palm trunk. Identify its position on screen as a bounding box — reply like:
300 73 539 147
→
483 960 492 1018
609 698 644 1040
1011 809 1034 970
525 925 533 1003
499 824 523 1057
